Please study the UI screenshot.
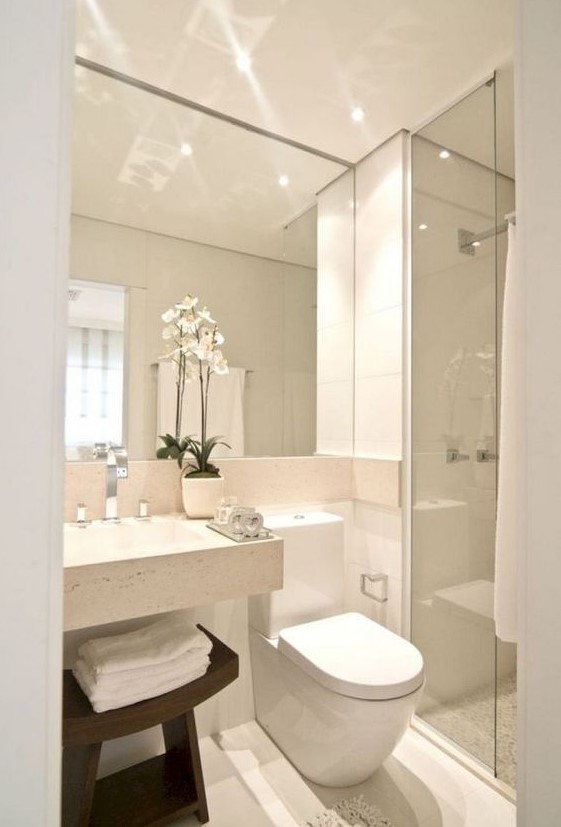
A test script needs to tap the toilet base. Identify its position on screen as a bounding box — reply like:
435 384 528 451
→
250 628 423 787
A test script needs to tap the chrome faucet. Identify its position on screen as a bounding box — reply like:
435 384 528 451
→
92 442 128 522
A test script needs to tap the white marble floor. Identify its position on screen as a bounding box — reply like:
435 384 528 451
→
175 722 516 827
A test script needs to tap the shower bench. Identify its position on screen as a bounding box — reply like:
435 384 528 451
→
61 625 238 826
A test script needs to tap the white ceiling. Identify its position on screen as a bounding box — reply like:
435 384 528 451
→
67 279 125 328
76 0 514 164
72 66 343 261
73 0 514 259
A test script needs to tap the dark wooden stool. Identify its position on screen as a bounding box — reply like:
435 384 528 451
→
62 625 239 827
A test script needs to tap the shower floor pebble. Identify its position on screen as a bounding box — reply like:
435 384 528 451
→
170 720 515 827
420 672 517 789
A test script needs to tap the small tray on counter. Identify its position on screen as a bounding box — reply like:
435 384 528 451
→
206 521 272 543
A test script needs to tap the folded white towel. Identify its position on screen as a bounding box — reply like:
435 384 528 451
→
73 650 211 700
78 616 212 676
74 660 210 713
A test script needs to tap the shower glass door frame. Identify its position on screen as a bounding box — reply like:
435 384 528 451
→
404 73 516 790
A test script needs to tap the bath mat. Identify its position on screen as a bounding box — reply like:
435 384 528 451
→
303 795 393 827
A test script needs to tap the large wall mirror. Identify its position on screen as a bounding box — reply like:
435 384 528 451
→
67 61 351 460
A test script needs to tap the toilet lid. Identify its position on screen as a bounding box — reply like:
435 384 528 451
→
278 612 424 701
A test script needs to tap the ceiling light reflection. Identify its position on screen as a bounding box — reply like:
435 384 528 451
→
236 52 252 73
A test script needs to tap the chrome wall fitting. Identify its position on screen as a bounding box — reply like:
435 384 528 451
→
446 448 470 463
360 572 389 604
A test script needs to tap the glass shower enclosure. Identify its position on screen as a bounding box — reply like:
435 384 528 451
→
410 77 516 788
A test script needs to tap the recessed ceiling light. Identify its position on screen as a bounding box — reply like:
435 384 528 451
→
351 107 365 122
418 223 428 231
236 52 252 73
439 149 451 159
472 240 481 247
180 142 193 156
278 174 289 187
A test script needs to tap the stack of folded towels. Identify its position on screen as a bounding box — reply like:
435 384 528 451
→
72 614 213 713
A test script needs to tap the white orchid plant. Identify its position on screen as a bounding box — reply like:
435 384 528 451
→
156 294 230 477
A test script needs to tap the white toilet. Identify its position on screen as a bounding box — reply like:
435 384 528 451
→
248 512 424 787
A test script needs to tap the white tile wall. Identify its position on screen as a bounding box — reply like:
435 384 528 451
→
346 501 404 634
354 132 406 462
355 374 403 448
353 502 403 578
317 172 355 331
354 230 404 316
316 380 354 446
317 323 354 384
355 306 403 379
316 170 355 456
355 139 405 316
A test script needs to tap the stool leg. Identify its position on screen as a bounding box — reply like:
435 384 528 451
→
162 711 209 824
61 742 102 827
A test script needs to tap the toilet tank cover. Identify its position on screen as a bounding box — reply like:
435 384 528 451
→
278 612 424 700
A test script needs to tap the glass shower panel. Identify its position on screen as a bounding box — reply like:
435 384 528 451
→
411 80 501 770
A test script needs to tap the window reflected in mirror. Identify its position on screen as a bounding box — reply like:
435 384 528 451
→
65 281 126 459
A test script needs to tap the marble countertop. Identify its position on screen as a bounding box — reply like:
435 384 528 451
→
63 514 283 631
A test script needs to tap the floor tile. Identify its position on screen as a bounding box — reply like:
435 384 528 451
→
419 785 516 827
170 721 515 827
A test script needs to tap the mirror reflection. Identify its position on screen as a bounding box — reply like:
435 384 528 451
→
66 280 126 459
68 64 350 460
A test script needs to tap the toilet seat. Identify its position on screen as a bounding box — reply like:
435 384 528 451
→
278 612 424 701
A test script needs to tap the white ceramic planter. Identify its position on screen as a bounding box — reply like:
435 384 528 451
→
181 475 224 519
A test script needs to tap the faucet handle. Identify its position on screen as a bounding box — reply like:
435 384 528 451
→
76 502 90 527
137 499 150 520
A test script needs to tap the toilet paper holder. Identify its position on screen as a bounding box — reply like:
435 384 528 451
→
360 573 388 604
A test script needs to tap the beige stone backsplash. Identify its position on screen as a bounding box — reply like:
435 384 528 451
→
65 456 400 522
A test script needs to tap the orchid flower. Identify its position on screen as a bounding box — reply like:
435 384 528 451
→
177 294 198 310
157 293 231 475
161 308 179 323
197 306 216 324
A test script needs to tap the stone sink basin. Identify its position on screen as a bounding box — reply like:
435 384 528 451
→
63 514 236 568
63 514 283 630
